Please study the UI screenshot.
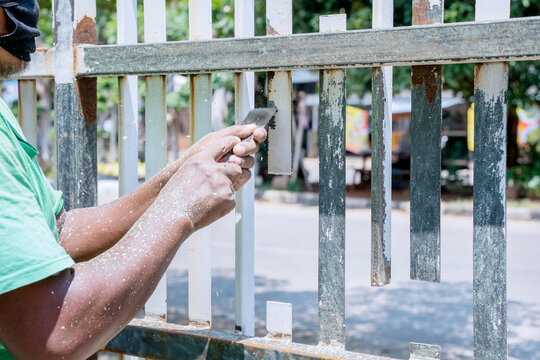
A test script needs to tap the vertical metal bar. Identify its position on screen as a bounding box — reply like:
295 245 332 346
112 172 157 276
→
266 301 292 341
234 0 255 337
266 0 292 175
18 80 37 146
117 0 139 196
54 0 97 211
473 1 509 358
410 0 443 283
143 0 168 322
318 14 346 348
371 0 393 287
188 0 213 327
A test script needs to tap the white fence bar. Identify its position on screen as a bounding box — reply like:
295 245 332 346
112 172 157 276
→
143 0 168 321
234 0 256 337
117 0 139 196
370 0 393 287
266 301 292 341
188 0 213 326
318 14 347 348
473 1 510 359
266 0 292 175
18 80 37 146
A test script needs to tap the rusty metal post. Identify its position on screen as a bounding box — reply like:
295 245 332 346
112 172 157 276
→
473 1 510 358
266 0 292 175
318 14 347 348
371 0 393 287
410 0 443 283
53 0 97 210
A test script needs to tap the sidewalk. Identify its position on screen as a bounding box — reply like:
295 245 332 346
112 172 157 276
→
255 189 540 221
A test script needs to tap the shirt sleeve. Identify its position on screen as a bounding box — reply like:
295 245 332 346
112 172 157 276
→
0 132 74 295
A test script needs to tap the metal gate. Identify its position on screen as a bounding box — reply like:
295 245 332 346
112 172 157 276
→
11 0 540 358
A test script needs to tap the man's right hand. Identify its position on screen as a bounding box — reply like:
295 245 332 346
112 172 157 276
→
157 135 244 233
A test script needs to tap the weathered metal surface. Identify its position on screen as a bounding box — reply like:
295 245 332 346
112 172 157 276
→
234 0 256 338
11 49 55 79
370 0 393 287
409 343 441 360
188 0 213 327
18 80 37 146
473 1 509 358
53 0 97 210
318 67 346 347
143 0 168 322
410 0 443 283
106 319 396 360
266 0 292 175
76 17 540 77
473 61 508 360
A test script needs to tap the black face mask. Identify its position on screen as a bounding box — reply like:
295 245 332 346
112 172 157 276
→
0 0 40 61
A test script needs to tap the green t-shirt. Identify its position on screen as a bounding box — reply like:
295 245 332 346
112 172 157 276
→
0 98 74 358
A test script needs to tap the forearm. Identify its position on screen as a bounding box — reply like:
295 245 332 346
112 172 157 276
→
0 200 193 360
59 158 185 262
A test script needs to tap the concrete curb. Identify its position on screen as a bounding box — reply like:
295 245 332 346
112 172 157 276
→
255 189 540 221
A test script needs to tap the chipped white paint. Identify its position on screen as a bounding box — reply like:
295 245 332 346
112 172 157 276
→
18 80 37 146
266 0 292 35
476 63 508 102
475 0 510 22
319 14 346 33
371 0 393 287
189 0 212 40
53 0 74 84
234 0 255 337
117 0 139 196
266 301 292 340
266 0 292 175
188 0 213 326
143 0 168 322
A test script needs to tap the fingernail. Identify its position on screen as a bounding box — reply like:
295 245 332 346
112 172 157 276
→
246 124 256 130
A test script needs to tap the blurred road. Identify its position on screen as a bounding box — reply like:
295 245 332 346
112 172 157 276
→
97 180 540 359
167 202 540 360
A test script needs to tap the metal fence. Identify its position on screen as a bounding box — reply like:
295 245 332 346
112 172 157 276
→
9 0 540 358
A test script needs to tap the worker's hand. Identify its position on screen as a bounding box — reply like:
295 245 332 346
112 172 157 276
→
159 135 245 232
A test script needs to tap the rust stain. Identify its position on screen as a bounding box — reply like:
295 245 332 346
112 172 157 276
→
75 78 97 124
413 0 433 25
266 19 279 35
74 16 97 45
474 63 484 86
412 65 441 104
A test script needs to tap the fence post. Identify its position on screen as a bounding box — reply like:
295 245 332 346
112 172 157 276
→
318 14 347 348
410 0 443 283
266 0 292 175
234 0 256 337
473 0 510 358
18 80 37 146
188 0 213 327
143 0 168 321
54 0 97 210
371 0 393 287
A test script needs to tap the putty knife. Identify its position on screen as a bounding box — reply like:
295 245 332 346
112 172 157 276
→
219 107 277 162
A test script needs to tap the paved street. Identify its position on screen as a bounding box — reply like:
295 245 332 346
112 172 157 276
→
97 181 540 359
166 202 540 360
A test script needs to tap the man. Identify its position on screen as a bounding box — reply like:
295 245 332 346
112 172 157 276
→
0 1 266 359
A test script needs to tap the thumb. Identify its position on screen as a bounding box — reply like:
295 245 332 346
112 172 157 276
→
207 136 241 161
